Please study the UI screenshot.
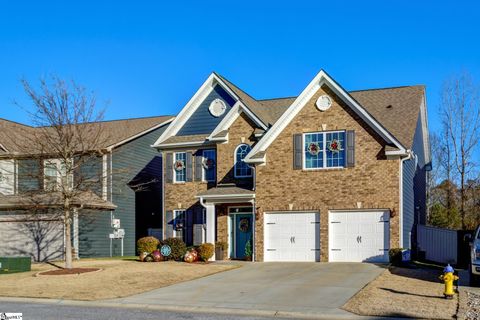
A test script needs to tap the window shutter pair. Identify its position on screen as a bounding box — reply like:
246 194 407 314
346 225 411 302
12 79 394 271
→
292 130 355 169
165 152 193 182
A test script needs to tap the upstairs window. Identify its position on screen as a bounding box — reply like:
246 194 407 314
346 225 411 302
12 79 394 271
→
0 159 15 195
304 131 345 169
174 152 187 183
202 149 216 182
44 159 73 191
234 144 252 178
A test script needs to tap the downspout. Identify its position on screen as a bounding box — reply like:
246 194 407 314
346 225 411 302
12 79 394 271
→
251 165 256 262
162 150 166 240
399 150 413 248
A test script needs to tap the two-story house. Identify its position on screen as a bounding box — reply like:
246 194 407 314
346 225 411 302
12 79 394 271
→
0 115 172 261
153 70 430 262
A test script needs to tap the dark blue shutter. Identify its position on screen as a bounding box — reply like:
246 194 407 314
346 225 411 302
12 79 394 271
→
195 151 203 182
346 130 355 167
165 210 174 239
186 152 193 182
165 153 173 183
293 134 303 170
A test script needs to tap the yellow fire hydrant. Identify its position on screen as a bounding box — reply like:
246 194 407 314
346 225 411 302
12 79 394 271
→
439 264 458 299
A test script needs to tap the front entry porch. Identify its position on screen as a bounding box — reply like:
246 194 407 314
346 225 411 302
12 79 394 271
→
196 184 256 261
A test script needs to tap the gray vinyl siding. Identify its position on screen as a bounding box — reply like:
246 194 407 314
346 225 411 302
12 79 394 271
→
78 126 167 257
402 112 427 248
176 85 236 136
76 155 103 197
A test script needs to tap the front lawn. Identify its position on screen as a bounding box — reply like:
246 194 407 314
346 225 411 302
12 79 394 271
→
343 265 458 319
0 258 238 301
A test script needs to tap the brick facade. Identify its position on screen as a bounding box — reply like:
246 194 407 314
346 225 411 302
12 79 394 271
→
254 85 400 262
163 85 400 262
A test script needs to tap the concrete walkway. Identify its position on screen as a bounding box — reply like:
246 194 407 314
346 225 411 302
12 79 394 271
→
113 262 385 319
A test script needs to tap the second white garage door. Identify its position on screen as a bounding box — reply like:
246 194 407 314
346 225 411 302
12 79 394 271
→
264 212 320 262
328 210 390 263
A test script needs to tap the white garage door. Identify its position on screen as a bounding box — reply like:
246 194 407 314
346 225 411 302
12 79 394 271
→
329 210 390 263
0 215 64 262
264 212 320 262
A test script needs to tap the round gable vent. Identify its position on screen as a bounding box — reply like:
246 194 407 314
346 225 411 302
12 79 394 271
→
316 95 332 111
209 99 227 117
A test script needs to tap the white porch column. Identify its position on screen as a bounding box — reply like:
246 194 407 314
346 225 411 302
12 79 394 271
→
205 203 216 261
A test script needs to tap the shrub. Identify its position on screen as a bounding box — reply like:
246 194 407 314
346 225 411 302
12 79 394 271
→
245 240 252 258
389 248 404 266
160 237 187 261
198 243 215 261
137 236 160 255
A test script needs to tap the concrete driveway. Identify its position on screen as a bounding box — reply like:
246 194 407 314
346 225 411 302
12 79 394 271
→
114 262 385 319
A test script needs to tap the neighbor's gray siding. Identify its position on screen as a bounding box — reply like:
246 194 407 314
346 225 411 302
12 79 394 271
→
402 112 427 248
176 85 236 136
78 126 168 257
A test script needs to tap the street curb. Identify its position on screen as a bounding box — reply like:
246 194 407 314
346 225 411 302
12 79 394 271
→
0 296 384 319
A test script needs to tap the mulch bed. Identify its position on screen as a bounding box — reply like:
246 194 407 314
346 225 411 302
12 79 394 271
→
38 268 100 276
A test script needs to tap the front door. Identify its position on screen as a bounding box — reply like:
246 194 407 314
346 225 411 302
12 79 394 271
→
230 213 253 259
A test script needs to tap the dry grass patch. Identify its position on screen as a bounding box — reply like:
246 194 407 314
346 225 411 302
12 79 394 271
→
343 266 458 319
0 259 238 301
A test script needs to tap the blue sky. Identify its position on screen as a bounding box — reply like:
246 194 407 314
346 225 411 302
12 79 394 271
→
0 1 479 133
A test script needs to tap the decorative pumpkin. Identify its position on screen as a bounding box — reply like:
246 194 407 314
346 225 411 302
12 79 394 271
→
144 255 154 262
184 251 194 263
190 249 199 262
152 250 163 262
139 252 148 262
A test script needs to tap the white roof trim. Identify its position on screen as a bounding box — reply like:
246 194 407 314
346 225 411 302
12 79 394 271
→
207 101 266 142
385 149 410 156
0 143 8 153
153 73 267 147
420 91 431 164
245 70 406 164
208 102 242 140
106 118 174 151
153 73 216 147
195 193 255 199
153 72 267 148
154 140 210 149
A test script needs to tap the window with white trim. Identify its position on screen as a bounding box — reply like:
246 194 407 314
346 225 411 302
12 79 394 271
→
304 131 345 169
43 159 73 191
0 159 15 195
234 144 252 178
173 209 186 238
174 152 186 182
202 149 216 182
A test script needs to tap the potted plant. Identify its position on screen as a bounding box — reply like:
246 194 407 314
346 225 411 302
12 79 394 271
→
245 240 252 261
215 241 228 260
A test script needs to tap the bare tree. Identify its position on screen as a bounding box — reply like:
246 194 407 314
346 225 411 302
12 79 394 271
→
7 76 111 269
441 72 480 229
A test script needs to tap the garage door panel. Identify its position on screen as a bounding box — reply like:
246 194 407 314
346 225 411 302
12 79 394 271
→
0 217 64 262
264 212 320 262
329 211 389 263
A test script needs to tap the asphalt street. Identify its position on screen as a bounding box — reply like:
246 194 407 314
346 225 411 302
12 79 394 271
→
0 301 292 320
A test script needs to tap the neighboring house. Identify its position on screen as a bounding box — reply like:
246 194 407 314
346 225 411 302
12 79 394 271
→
153 70 430 263
0 115 173 261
